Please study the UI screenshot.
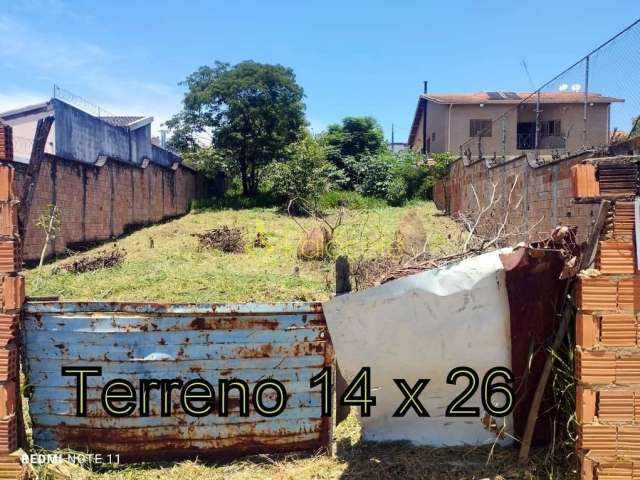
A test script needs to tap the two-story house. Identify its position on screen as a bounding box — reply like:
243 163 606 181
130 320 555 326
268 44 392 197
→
408 91 623 158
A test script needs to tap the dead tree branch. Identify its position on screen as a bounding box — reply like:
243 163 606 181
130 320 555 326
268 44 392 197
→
19 116 54 236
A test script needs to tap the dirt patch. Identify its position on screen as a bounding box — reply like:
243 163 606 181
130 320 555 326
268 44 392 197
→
194 226 245 253
58 247 126 273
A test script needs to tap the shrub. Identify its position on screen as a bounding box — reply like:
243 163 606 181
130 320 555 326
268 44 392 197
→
392 150 429 200
356 151 396 197
319 190 386 210
385 177 408 206
266 132 347 214
190 191 279 211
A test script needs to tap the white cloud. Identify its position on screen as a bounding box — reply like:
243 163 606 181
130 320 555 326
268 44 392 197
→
0 14 182 137
0 88 48 113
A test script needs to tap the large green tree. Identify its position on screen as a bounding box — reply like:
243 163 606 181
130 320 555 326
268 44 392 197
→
631 115 640 139
167 61 306 196
322 116 385 186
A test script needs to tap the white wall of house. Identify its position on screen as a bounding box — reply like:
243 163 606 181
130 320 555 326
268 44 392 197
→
3 111 55 163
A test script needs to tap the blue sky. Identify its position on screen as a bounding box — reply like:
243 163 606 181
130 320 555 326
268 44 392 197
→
0 1 638 141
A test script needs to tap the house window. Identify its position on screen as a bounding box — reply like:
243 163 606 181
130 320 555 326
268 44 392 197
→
470 119 492 137
541 120 561 137
431 132 436 142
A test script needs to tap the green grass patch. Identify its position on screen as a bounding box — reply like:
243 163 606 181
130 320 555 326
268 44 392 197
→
26 201 464 303
318 190 387 210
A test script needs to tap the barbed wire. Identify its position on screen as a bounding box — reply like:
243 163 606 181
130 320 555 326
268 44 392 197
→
52 84 115 119
453 18 640 161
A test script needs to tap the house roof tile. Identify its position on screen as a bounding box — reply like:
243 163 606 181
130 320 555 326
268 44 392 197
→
422 91 623 105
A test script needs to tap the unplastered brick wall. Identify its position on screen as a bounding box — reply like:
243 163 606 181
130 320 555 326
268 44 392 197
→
11 154 210 262
576 197 640 479
434 153 597 242
0 125 11 163
0 165 26 479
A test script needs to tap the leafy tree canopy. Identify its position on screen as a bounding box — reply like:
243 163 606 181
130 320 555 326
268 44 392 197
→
631 115 640 139
324 116 385 159
167 61 306 196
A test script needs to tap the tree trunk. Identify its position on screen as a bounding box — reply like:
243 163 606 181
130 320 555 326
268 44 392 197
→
240 169 249 196
239 149 249 196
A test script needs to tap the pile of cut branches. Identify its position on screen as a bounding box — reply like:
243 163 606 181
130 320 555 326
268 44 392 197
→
366 173 578 285
194 226 245 253
59 247 126 273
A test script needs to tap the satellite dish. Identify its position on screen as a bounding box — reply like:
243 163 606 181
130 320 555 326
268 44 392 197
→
571 83 582 92
558 83 569 92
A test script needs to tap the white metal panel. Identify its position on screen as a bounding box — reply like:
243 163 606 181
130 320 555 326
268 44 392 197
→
323 249 514 446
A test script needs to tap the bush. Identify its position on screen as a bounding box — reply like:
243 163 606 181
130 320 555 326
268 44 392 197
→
190 191 279 211
266 132 347 214
356 152 395 198
392 150 429 199
319 190 387 210
385 177 408 206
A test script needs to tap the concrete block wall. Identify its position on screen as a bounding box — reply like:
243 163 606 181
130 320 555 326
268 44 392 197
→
11 154 207 262
434 153 597 242
576 199 640 479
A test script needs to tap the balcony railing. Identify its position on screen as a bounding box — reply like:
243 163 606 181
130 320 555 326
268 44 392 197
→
517 134 566 150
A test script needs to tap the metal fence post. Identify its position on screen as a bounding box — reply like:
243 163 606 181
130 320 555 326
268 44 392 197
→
583 55 590 150
535 90 541 159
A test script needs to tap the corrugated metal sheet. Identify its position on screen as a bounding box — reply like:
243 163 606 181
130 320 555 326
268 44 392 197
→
22 301 333 460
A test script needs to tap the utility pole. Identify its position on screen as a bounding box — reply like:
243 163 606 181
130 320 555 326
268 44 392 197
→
391 123 395 145
422 81 429 156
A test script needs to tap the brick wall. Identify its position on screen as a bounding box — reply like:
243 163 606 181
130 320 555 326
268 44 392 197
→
12 154 209 262
576 199 640 479
0 125 11 163
0 165 26 478
434 153 598 242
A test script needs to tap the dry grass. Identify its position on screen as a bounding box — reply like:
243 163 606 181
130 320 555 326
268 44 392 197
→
25 201 464 303
29 412 578 480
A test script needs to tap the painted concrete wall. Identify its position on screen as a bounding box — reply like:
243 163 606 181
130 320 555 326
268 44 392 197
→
52 99 152 166
151 144 181 168
413 102 611 156
412 101 450 153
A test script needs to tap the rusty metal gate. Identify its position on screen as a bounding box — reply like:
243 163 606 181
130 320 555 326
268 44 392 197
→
22 301 332 460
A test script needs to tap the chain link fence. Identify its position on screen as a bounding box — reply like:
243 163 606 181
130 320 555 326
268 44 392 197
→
456 18 640 163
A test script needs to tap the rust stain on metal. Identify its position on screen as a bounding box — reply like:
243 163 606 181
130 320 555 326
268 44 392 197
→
23 301 332 461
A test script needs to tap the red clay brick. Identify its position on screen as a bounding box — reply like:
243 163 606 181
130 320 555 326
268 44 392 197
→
0 343 18 383
577 386 597 423
578 350 616 385
0 168 13 204
0 383 16 420
0 415 18 453
0 242 19 274
0 277 23 312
